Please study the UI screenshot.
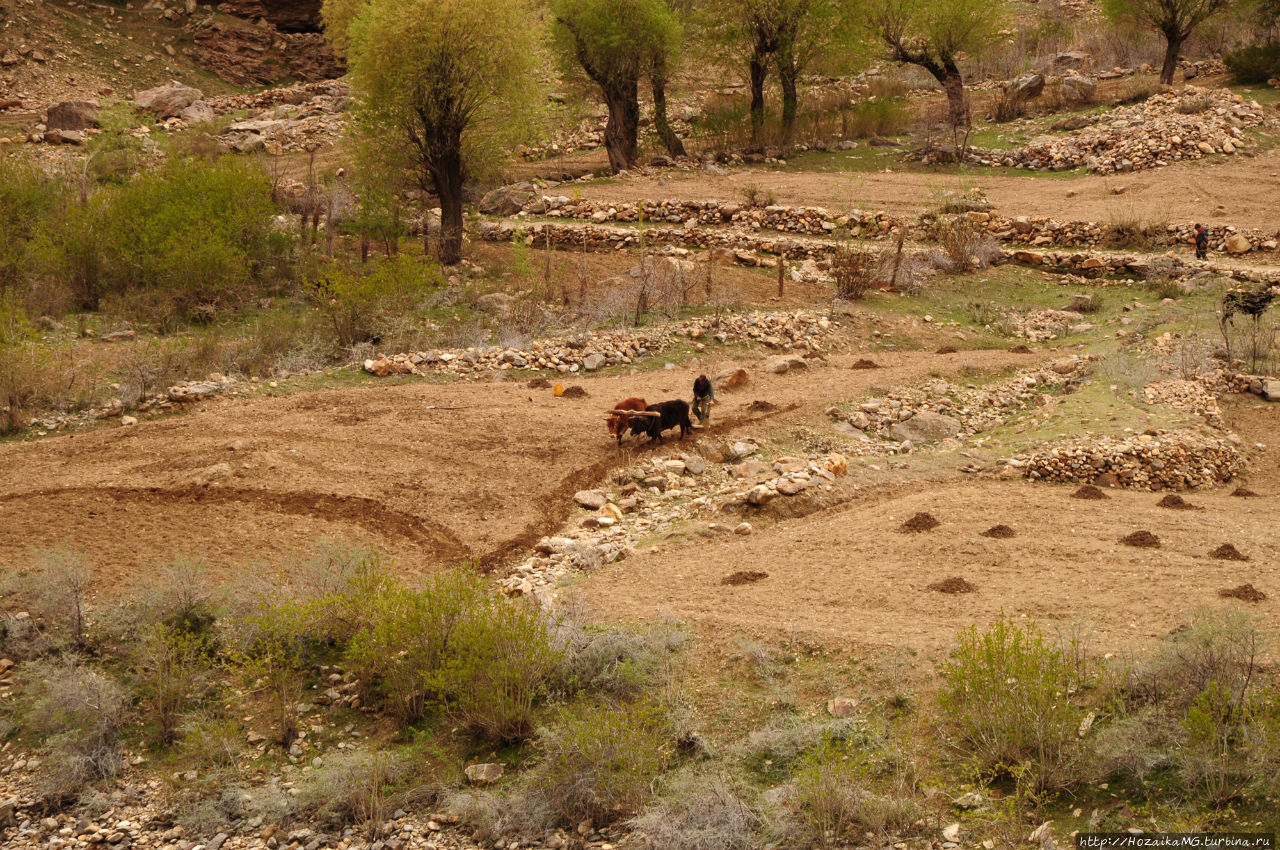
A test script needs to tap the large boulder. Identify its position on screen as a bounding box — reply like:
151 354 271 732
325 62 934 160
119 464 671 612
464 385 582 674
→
46 100 99 130
134 81 204 118
889 410 962 443
715 368 749 390
480 182 535 216
178 101 216 124
1225 233 1252 254
1047 52 1089 74
764 354 807 374
1061 75 1098 103
1007 73 1045 101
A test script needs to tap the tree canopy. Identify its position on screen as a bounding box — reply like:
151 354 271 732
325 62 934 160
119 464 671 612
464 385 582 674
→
551 0 684 170
1101 0 1235 83
336 0 540 264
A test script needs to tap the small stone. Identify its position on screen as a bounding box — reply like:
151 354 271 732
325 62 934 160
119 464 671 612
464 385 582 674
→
573 489 608 510
464 762 504 785
733 522 752 535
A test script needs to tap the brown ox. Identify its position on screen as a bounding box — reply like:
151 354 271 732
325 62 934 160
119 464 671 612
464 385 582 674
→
607 397 647 444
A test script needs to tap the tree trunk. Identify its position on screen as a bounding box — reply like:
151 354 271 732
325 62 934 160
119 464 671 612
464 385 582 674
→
748 50 768 153
1159 33 1184 85
779 52 799 146
602 76 640 173
651 67 686 159
431 148 466 266
940 63 968 133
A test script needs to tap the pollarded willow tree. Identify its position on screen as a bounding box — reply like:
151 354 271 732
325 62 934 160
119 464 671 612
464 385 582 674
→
1101 0 1235 84
866 0 1005 136
551 0 685 172
712 0 857 150
324 0 540 265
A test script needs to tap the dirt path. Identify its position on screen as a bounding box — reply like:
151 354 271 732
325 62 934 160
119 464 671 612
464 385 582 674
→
0 345 1034 598
569 150 1280 234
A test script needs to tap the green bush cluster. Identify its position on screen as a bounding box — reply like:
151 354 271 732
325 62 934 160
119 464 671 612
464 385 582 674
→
1225 43 1280 84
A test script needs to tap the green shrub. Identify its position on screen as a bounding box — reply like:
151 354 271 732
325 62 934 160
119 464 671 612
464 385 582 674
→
231 595 314 745
132 622 212 744
0 296 46 434
532 700 674 826
841 97 909 139
1225 43 1280 83
0 161 65 290
346 571 487 724
938 617 1086 790
311 254 441 349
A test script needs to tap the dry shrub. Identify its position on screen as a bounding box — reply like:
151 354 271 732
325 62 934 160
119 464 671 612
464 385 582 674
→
934 216 998 272
629 774 761 850
790 733 921 846
555 618 687 700
24 657 131 802
831 245 878 300
991 87 1029 123
297 750 405 835
1 548 92 657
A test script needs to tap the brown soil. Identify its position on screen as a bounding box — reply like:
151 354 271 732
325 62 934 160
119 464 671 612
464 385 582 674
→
573 476 1280 658
851 359 881 369
1121 530 1161 548
1010 345 1033 354
928 576 976 594
722 570 768 586
1232 487 1260 498
0 347 1036 601
527 377 552 389
561 385 589 398
1210 543 1250 561
899 512 941 533
747 400 778 413
1157 494 1202 510
935 346 958 354
1219 583 1267 603
981 524 1017 539
1072 485 1109 500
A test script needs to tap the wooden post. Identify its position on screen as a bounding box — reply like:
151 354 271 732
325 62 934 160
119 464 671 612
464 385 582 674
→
777 254 785 298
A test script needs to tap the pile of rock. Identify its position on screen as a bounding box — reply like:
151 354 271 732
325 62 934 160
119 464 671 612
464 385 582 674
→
1006 308 1092 341
492 194 1280 260
987 87 1270 174
363 310 835 378
1226 373 1280 401
831 359 1086 444
501 447 850 599
1142 379 1224 424
1016 431 1242 490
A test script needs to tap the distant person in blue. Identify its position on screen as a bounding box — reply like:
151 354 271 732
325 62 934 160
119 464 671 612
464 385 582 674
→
692 374 715 425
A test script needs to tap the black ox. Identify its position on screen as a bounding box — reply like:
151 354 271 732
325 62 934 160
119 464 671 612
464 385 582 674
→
628 399 692 444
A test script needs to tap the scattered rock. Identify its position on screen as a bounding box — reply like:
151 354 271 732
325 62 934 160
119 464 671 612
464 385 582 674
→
826 696 859 718
464 762 505 785
574 490 608 510
134 80 204 118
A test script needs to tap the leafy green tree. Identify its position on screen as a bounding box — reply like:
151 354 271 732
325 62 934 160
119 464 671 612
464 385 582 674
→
552 0 684 171
333 0 540 265
866 0 1004 134
713 0 857 149
1101 0 1235 84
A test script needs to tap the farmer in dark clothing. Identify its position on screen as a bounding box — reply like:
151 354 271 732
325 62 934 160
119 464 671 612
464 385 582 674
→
692 374 715 425
1195 224 1209 260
